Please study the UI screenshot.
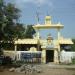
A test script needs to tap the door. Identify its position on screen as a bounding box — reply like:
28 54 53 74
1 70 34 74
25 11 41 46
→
46 50 54 63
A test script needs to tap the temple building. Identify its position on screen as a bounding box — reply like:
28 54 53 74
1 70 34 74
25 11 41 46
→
4 16 73 63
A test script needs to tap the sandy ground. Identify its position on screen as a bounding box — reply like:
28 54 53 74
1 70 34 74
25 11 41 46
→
0 64 75 75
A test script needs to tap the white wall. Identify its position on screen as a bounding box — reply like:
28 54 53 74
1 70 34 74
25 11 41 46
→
60 50 75 63
4 51 41 61
4 50 75 63
4 51 15 60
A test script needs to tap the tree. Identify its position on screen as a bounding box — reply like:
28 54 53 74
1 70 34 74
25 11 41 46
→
0 0 36 41
25 25 36 38
14 23 26 39
3 3 20 41
0 0 21 56
71 39 75 51
0 0 5 41
0 0 19 41
0 0 36 54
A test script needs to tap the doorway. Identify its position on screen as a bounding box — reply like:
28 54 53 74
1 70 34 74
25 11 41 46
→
46 50 54 63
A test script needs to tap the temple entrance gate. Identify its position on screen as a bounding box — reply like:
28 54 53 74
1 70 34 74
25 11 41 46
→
46 50 54 63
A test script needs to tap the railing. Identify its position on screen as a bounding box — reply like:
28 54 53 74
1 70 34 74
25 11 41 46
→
20 52 41 63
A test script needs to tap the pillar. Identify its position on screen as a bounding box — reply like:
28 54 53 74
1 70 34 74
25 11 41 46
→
41 48 46 63
37 29 40 39
36 29 40 51
54 49 59 63
15 44 17 51
57 29 60 40
57 29 61 63
14 44 17 60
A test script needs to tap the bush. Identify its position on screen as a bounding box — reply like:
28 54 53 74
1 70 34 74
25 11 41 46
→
72 58 75 64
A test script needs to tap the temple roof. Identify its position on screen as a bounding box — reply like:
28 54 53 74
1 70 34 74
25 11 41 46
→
33 24 64 29
59 38 73 44
14 38 73 45
14 39 38 44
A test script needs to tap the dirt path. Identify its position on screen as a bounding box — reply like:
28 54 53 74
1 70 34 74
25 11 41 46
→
0 64 75 75
0 69 75 75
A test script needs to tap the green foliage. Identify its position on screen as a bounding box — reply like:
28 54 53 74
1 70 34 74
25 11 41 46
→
25 25 36 38
71 39 75 51
0 0 5 40
71 58 75 64
0 49 3 56
0 0 20 41
2 43 14 50
0 0 21 55
0 0 36 54
5 3 20 20
0 0 36 42
13 23 26 39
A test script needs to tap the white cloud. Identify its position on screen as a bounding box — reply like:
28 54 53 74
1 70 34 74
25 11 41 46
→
15 0 47 5
14 0 53 9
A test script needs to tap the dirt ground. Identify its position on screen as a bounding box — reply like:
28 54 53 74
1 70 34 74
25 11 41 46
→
0 64 75 75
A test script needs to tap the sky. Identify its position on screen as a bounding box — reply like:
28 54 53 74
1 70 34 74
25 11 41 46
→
5 0 75 39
